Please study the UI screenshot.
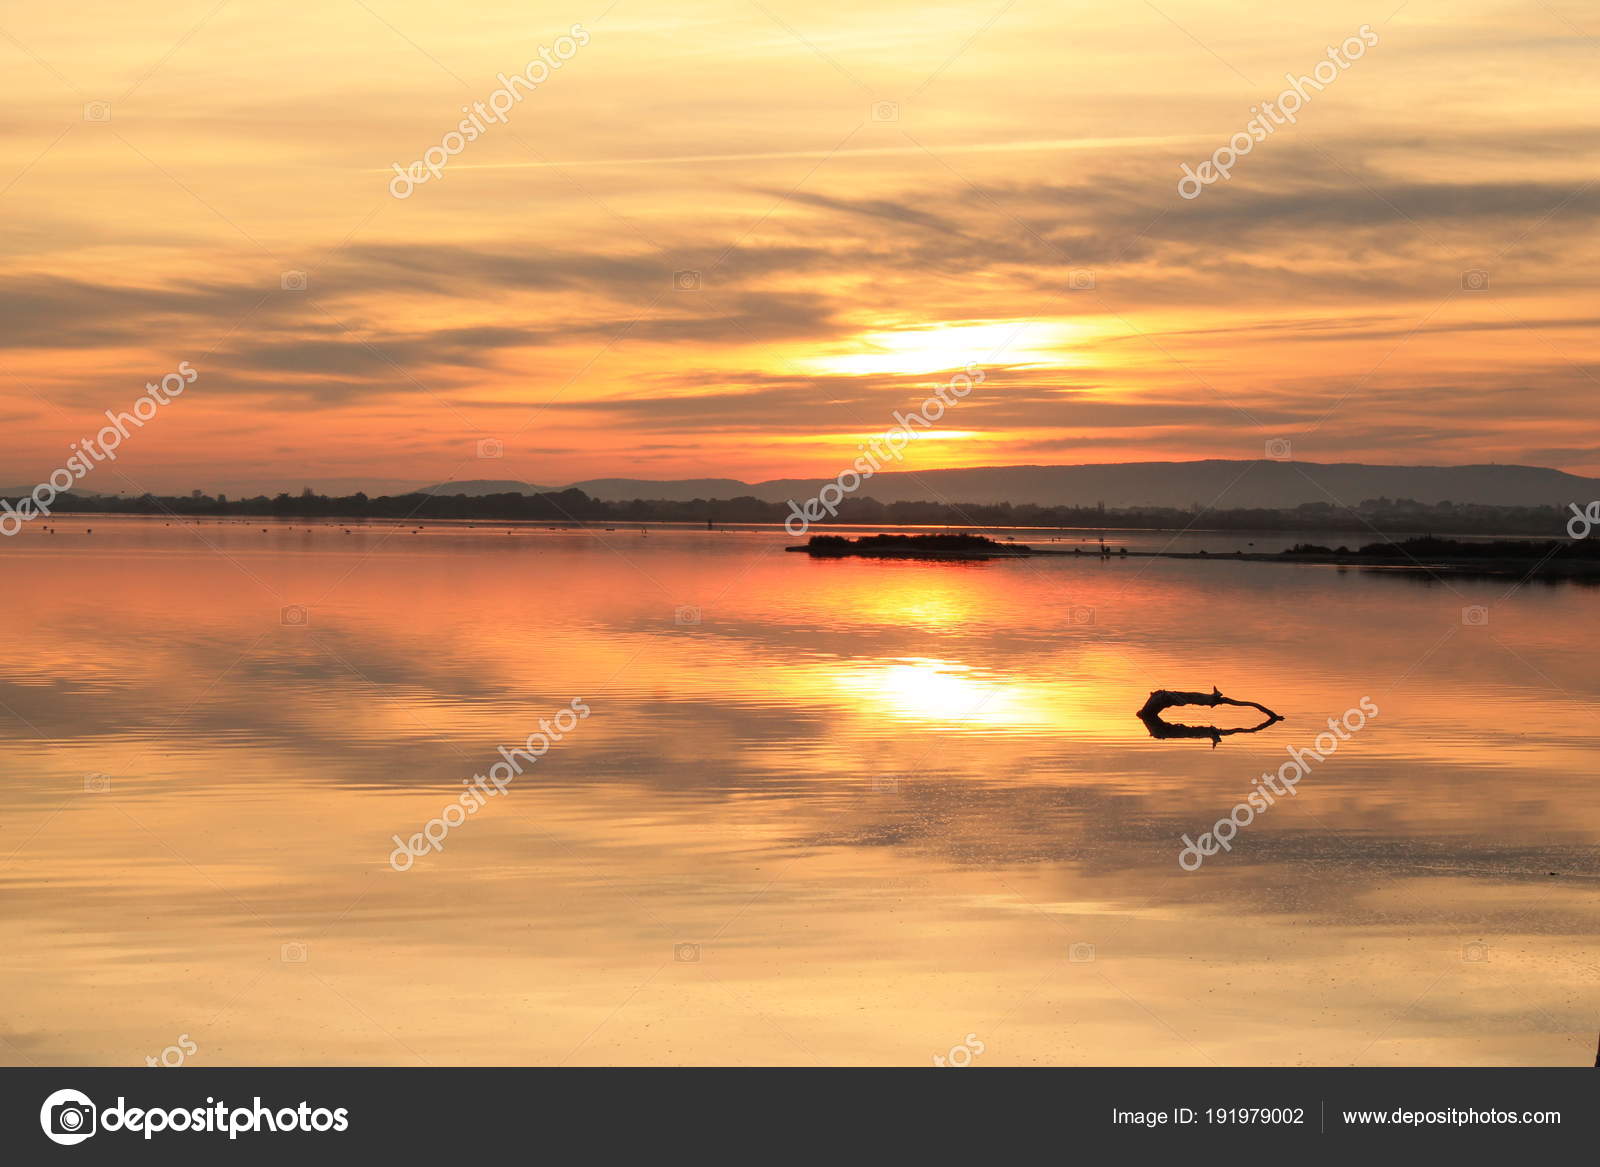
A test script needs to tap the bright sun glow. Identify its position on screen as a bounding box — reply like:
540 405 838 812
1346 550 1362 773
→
804 320 1092 377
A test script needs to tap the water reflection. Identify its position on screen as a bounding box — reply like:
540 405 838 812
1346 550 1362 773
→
0 517 1596 1066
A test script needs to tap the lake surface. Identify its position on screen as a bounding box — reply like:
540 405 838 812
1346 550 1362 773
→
2 517 1596 1066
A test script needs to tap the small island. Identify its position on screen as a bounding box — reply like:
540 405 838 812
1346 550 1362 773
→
1271 535 1600 578
787 533 1039 559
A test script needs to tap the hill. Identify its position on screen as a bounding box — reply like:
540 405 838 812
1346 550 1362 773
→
420 461 1600 509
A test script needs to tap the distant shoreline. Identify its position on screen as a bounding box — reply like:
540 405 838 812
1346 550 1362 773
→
5 485 1583 540
11 509 1580 545
14 511 1600 579
786 532 1600 580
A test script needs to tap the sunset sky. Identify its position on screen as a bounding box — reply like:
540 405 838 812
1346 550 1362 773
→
4 0 1599 495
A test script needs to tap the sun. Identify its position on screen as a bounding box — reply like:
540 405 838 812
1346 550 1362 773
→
803 320 1092 377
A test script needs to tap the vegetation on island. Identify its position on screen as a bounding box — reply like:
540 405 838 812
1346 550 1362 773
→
1282 536 1600 561
800 533 1034 558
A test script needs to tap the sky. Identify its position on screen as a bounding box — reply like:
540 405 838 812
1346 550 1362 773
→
3 0 1599 495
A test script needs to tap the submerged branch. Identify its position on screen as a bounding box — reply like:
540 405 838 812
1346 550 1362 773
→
1136 687 1284 748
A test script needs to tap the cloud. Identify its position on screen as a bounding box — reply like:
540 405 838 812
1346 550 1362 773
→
0 274 291 350
757 188 966 235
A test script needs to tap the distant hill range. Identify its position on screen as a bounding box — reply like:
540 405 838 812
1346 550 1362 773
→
418 478 558 496
419 461 1600 509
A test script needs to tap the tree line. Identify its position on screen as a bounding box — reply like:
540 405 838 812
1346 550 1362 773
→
17 487 1578 536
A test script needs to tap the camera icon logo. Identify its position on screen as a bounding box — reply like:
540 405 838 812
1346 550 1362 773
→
673 269 701 290
281 604 308 627
1461 605 1489 627
40 1088 97 1145
674 605 701 626
1068 942 1096 963
83 773 112 793
1461 269 1489 292
871 775 899 794
871 100 899 122
1462 940 1490 962
280 941 309 963
1069 605 1095 626
674 943 701 963
281 270 308 292
1068 269 1096 291
1265 438 1292 460
476 437 503 459
83 101 112 123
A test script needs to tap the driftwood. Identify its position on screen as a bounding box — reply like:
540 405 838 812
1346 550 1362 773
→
1137 687 1284 748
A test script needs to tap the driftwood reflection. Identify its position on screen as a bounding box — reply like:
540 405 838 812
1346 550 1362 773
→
1137 687 1284 748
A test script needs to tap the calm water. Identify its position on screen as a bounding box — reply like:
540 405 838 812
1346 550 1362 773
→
3 517 1596 1066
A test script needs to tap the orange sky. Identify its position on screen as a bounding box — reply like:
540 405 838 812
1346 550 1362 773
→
3 0 1599 494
